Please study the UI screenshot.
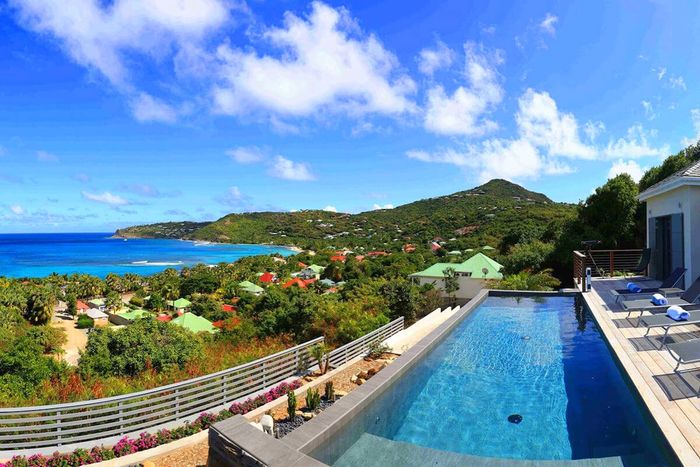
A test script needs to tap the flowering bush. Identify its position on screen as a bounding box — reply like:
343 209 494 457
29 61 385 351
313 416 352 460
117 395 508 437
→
0 379 301 467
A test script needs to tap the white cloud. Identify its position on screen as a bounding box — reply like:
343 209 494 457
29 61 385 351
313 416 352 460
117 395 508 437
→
583 120 605 142
81 191 129 206
608 159 645 182
423 42 504 137
216 185 254 210
641 100 655 120
9 205 24 215
669 75 686 90
131 93 178 123
417 40 454 75
268 156 315 181
681 108 700 147
656 67 667 80
539 13 558 35
603 125 669 159
36 150 59 162
372 203 394 210
515 89 596 159
225 146 265 164
322 205 337 212
213 2 416 118
10 0 230 87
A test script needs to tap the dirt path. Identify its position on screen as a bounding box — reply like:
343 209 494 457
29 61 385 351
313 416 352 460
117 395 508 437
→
52 318 88 366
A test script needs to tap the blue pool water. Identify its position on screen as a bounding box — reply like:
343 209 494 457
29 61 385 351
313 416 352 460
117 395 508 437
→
0 233 295 278
312 296 670 466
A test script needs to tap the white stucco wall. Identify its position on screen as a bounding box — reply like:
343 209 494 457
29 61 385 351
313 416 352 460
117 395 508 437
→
411 276 487 300
645 185 700 284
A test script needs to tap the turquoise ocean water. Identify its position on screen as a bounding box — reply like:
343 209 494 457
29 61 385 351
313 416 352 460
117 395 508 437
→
0 233 295 278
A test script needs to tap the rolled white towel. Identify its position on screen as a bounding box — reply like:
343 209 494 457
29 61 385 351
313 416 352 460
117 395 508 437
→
651 293 668 306
666 305 689 321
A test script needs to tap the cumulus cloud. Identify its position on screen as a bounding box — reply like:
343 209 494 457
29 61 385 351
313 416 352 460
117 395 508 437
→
372 203 394 210
641 100 656 120
322 205 337 212
9 205 24 215
131 93 178 123
669 75 686 90
608 159 646 182
81 191 129 206
213 2 416 118
539 13 559 35
417 40 454 75
423 42 504 137
36 150 59 162
603 125 669 159
268 156 315 181
216 186 253 209
583 121 605 141
10 0 231 87
225 146 265 164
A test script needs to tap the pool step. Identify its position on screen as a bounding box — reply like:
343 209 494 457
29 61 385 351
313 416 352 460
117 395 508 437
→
333 433 626 467
384 306 460 354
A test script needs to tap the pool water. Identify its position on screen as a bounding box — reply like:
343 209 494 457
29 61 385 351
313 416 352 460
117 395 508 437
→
311 296 669 466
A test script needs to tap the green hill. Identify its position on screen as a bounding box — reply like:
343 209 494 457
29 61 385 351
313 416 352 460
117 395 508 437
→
115 179 576 251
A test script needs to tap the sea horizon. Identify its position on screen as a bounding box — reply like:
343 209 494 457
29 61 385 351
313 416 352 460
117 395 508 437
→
0 232 295 279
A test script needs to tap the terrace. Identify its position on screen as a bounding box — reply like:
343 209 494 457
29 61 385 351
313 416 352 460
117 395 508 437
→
574 248 700 465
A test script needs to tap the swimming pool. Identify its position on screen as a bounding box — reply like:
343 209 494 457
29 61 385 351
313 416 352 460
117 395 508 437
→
307 295 671 466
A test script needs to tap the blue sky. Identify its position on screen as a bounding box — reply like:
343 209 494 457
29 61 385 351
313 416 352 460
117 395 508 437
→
1 0 699 232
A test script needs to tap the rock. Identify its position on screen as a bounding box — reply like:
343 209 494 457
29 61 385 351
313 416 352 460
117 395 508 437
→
350 375 358 383
295 410 305 417
261 414 274 435
356 378 366 385
367 368 378 377
335 390 348 398
302 412 314 420
357 371 369 380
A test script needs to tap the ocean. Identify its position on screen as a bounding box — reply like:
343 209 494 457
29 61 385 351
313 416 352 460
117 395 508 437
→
0 233 296 278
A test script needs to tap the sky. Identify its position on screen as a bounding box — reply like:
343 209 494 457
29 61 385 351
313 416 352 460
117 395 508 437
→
1 0 699 233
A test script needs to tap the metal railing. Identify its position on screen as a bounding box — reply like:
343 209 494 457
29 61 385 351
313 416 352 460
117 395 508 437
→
573 249 646 284
327 317 404 369
0 317 405 455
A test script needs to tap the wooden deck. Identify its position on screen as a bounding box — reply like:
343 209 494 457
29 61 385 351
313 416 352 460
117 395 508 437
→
583 277 700 465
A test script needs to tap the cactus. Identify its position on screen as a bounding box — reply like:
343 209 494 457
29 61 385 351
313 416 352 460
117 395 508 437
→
324 381 335 401
287 390 297 421
305 388 321 412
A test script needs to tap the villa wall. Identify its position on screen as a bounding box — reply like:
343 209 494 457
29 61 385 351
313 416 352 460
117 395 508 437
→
645 185 700 284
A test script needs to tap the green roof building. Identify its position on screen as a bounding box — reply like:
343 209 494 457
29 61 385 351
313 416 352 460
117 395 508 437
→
109 307 151 326
171 312 216 334
167 298 192 310
481 245 496 251
409 253 504 300
239 280 264 295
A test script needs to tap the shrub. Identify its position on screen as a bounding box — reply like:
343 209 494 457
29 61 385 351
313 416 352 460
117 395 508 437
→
287 390 297 420
305 388 320 412
310 343 330 375
367 341 390 359
76 314 94 329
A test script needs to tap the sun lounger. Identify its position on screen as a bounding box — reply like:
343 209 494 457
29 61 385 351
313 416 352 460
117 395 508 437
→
637 305 700 348
622 276 700 314
610 267 686 303
667 339 700 371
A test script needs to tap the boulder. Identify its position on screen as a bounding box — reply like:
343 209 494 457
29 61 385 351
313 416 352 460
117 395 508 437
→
350 375 358 383
356 378 366 385
302 412 315 421
335 390 348 398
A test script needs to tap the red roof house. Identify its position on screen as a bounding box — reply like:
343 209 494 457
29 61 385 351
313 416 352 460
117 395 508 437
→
259 272 276 283
330 255 347 263
221 304 236 312
403 244 416 253
298 262 308 268
156 314 172 322
367 251 390 257
282 278 317 289
76 300 89 312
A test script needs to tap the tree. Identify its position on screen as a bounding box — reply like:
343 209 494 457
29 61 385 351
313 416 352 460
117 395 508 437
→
24 289 56 325
491 269 561 291
379 279 417 323
105 291 122 312
66 293 77 318
578 174 640 248
442 267 459 306
148 292 165 312
502 240 555 275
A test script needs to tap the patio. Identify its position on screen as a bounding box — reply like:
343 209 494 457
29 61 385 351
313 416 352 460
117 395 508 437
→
581 276 700 464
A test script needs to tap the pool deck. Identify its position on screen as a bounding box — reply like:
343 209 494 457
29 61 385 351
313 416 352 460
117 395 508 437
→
582 277 700 465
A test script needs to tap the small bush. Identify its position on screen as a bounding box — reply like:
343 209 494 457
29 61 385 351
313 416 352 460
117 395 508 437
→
76 314 95 329
367 341 390 359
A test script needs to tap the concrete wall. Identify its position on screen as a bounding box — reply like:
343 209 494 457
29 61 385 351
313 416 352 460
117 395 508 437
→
411 276 487 300
645 185 700 285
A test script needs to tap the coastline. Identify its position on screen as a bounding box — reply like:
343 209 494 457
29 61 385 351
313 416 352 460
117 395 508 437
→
112 233 304 253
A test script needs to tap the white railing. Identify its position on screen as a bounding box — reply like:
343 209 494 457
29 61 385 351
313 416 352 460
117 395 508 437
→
0 317 405 456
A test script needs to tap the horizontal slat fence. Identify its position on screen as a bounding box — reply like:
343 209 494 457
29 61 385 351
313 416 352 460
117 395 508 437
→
573 249 645 282
327 317 404 369
0 317 404 455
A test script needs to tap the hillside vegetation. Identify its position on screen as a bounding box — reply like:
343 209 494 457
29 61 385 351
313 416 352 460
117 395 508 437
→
116 179 576 252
